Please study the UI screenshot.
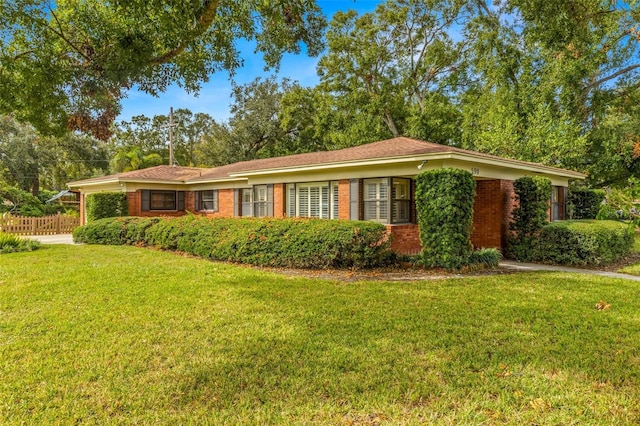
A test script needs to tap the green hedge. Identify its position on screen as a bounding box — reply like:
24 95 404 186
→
568 188 605 220
507 176 552 261
73 216 394 269
416 168 476 269
85 192 128 222
535 220 634 266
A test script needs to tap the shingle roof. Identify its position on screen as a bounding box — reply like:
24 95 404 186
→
68 165 205 185
194 137 448 180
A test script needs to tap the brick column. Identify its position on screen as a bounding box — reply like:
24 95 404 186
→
127 191 140 216
338 179 351 220
273 183 285 218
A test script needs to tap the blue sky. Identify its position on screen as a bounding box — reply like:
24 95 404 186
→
118 0 383 124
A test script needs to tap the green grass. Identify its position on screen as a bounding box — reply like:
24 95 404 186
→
618 232 640 275
1 245 640 424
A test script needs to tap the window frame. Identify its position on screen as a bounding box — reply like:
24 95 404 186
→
363 178 389 223
196 189 218 212
391 178 411 224
550 185 566 221
288 181 338 219
362 177 413 224
253 185 269 218
142 190 184 212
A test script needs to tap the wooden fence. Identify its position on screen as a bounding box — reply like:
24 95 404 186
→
0 214 80 235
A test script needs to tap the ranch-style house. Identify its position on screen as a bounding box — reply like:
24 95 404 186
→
68 137 585 254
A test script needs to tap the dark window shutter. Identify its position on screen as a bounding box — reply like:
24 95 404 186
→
267 184 274 217
141 190 150 211
177 191 185 211
233 189 239 217
349 179 359 221
194 191 200 211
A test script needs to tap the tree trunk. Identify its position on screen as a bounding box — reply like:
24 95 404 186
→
31 175 39 196
383 111 400 137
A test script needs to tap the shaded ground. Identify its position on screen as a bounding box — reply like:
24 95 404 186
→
18 234 640 282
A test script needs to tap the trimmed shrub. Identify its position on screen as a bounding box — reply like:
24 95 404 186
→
73 217 131 245
0 232 40 254
86 192 128 222
569 188 605 219
507 176 552 261
72 216 394 269
416 168 475 269
535 220 634 266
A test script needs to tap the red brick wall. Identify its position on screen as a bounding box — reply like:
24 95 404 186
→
127 190 187 218
79 193 86 224
198 189 235 218
338 179 351 220
127 191 140 216
470 179 515 249
274 184 285 218
386 224 421 255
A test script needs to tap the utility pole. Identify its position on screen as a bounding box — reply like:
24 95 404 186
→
168 107 175 167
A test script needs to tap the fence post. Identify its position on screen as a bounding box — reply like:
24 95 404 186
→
55 213 61 234
32 217 36 234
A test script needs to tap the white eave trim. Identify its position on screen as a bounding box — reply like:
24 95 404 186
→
448 152 586 179
223 152 586 180
68 178 190 188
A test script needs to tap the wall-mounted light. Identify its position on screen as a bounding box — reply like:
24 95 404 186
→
417 160 428 170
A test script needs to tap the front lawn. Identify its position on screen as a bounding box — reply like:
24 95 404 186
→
1 245 639 424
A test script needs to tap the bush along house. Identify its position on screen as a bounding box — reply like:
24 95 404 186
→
68 137 585 255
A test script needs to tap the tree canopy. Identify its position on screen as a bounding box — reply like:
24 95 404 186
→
0 0 326 140
5 0 640 188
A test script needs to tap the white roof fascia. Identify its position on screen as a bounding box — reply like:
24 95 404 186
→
448 152 586 179
184 177 249 185
225 152 585 180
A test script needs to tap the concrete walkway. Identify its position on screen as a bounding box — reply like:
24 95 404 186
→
500 260 640 281
23 234 76 244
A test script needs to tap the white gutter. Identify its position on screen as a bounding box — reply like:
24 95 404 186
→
220 152 585 180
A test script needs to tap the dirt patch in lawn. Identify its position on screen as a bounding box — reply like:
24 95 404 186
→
253 264 517 282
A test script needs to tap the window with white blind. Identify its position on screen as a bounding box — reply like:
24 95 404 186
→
391 178 411 223
331 181 339 219
363 179 389 222
287 181 339 219
196 190 218 211
363 178 412 224
240 185 270 217
254 185 268 218
241 188 253 217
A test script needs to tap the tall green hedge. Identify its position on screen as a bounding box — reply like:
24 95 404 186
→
535 220 633 266
86 192 128 222
507 176 551 261
415 168 476 269
569 188 605 219
73 216 394 269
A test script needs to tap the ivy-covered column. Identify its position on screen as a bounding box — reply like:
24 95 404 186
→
506 176 551 260
86 192 129 222
415 169 476 269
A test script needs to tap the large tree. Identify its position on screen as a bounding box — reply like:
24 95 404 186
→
0 0 326 140
0 115 109 194
461 0 640 173
313 0 467 146
198 77 296 164
109 108 213 171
